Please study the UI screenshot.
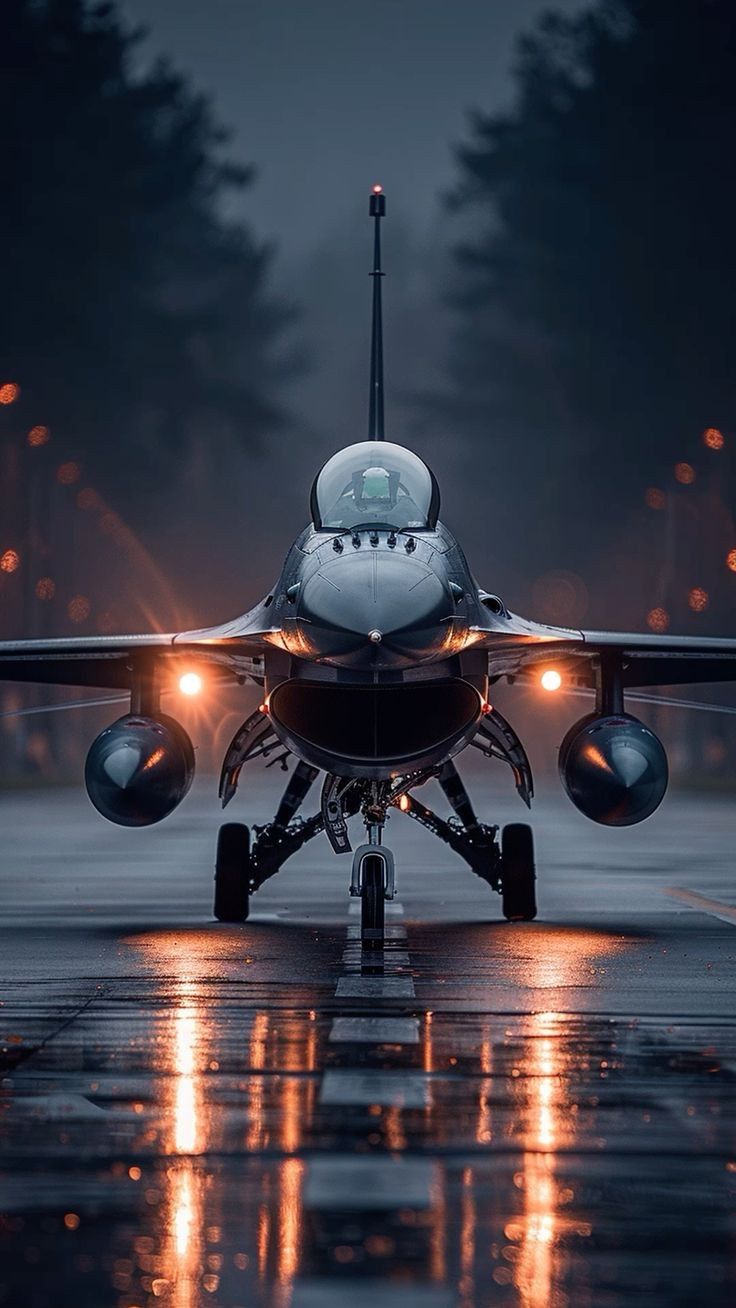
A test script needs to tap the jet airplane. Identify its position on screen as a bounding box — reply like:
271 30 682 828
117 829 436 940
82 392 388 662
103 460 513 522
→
3 187 736 944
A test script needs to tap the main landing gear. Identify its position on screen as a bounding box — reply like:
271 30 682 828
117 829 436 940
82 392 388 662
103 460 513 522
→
398 763 537 923
213 760 324 922
212 707 537 927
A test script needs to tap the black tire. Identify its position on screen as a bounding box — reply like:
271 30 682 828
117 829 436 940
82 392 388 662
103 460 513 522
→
501 823 537 921
361 854 385 949
214 822 251 922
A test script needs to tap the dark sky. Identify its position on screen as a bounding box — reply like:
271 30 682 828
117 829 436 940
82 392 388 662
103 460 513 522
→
114 0 586 606
120 0 584 259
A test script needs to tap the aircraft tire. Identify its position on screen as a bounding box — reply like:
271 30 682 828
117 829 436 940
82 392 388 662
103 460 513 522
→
501 823 537 922
214 822 251 922
361 854 385 948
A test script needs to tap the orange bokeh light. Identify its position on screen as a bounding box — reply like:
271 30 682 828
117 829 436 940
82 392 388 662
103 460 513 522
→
0 382 20 405
647 607 669 632
68 595 91 623
703 426 725 450
57 461 81 485
674 462 695 485
0 549 20 574
726 549 736 573
645 487 666 510
688 587 708 613
27 424 50 447
35 576 55 600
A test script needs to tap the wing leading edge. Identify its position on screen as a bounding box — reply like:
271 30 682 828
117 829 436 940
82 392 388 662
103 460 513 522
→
473 612 736 689
0 598 280 691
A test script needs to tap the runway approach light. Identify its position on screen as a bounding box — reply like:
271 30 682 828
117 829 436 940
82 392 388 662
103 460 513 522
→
540 669 562 692
179 672 202 697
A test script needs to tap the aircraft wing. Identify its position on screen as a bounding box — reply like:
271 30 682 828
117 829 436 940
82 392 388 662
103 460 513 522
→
474 613 736 688
0 600 279 691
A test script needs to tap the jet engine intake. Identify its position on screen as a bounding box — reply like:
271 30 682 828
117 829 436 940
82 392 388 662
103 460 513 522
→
268 678 482 779
85 714 195 827
558 712 668 827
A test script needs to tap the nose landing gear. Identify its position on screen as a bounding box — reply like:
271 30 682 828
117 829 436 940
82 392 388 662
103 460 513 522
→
351 819 396 949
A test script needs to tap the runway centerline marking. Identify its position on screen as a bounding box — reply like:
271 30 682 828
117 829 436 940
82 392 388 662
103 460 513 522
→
664 886 736 925
304 1157 435 1208
320 1069 430 1108
329 1016 420 1044
335 975 416 999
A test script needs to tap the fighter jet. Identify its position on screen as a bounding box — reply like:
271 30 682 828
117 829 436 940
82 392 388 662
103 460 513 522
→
3 186 736 943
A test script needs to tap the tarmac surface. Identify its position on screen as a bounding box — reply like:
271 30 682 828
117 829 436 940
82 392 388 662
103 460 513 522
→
1 768 736 1307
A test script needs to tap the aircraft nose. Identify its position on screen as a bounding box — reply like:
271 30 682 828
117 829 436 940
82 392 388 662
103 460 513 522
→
295 550 454 665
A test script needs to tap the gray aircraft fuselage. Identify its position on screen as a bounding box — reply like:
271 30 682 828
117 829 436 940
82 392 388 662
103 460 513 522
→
253 516 494 780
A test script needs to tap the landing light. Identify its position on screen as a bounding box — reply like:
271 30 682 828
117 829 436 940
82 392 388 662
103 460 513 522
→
541 669 562 692
179 672 202 697
399 794 410 812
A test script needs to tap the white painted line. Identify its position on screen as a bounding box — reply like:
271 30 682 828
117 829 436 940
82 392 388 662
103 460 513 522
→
346 923 407 940
342 948 411 966
665 887 736 925
320 1069 430 1108
292 1280 454 1308
335 975 415 999
304 1157 436 1209
329 1016 420 1044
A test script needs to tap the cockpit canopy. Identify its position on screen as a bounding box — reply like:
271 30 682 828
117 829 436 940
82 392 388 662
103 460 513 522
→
311 440 440 531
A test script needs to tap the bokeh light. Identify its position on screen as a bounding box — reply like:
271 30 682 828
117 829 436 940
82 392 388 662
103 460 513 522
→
531 569 588 623
68 595 91 623
27 424 50 447
0 382 20 405
645 487 666 510
35 577 55 600
726 549 736 573
688 587 708 612
647 607 670 632
57 461 81 485
674 462 695 484
0 549 20 573
703 426 725 450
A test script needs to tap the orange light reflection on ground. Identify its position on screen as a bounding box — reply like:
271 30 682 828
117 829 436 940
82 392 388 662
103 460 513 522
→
161 985 206 1308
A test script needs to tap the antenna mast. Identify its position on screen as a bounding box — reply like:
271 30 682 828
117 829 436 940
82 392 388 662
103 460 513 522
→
368 185 386 440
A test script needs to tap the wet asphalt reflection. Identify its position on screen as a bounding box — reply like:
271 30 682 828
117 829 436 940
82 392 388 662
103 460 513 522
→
1 781 736 1306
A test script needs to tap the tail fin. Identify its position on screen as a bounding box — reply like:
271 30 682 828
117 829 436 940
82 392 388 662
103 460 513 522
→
368 185 386 440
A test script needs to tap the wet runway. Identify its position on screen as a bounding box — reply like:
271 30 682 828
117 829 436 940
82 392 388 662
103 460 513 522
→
1 771 736 1307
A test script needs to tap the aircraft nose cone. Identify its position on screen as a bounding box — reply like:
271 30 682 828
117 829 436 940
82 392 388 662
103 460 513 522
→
296 550 454 665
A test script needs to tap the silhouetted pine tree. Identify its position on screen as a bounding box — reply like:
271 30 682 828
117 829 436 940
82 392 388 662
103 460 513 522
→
0 0 290 503
447 0 736 629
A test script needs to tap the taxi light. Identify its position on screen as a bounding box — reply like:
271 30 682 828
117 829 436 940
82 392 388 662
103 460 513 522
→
541 669 562 692
179 672 202 696
399 794 410 812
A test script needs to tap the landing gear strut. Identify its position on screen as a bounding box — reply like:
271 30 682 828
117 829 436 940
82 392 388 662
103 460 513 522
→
397 762 537 922
212 725 538 925
213 760 322 922
350 818 396 949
